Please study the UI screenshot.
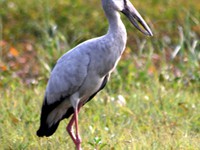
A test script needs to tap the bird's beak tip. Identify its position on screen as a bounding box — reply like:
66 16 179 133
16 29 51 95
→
138 27 153 37
147 31 153 37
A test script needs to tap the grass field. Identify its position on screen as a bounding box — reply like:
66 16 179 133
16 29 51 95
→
0 0 199 149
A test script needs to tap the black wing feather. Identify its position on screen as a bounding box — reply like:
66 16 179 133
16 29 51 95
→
36 96 67 137
36 74 109 137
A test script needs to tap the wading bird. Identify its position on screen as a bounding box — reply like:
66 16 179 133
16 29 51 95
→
37 0 153 149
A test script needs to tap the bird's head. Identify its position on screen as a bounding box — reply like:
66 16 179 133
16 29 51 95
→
102 0 153 36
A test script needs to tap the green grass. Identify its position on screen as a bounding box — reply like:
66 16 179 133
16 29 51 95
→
0 0 199 149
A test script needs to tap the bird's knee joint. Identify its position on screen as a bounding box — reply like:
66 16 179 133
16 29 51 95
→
66 126 72 133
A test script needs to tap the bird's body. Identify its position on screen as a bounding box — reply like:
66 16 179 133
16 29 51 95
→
37 0 152 149
37 7 127 136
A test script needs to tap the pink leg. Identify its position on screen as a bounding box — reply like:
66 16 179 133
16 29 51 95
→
74 106 81 150
66 103 83 150
66 115 76 144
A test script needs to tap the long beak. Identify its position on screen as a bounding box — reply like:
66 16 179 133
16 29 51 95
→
122 1 153 36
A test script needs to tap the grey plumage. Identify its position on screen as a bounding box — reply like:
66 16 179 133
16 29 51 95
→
37 0 152 149
37 18 127 136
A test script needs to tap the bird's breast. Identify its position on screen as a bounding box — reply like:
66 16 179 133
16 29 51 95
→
91 34 126 76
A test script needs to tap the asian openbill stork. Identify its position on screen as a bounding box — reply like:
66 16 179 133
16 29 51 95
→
37 0 153 149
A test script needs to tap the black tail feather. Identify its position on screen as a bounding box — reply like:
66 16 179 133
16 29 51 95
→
37 121 60 137
36 96 65 137
37 74 108 137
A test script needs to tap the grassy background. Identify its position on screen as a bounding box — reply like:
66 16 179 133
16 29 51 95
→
0 0 199 149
